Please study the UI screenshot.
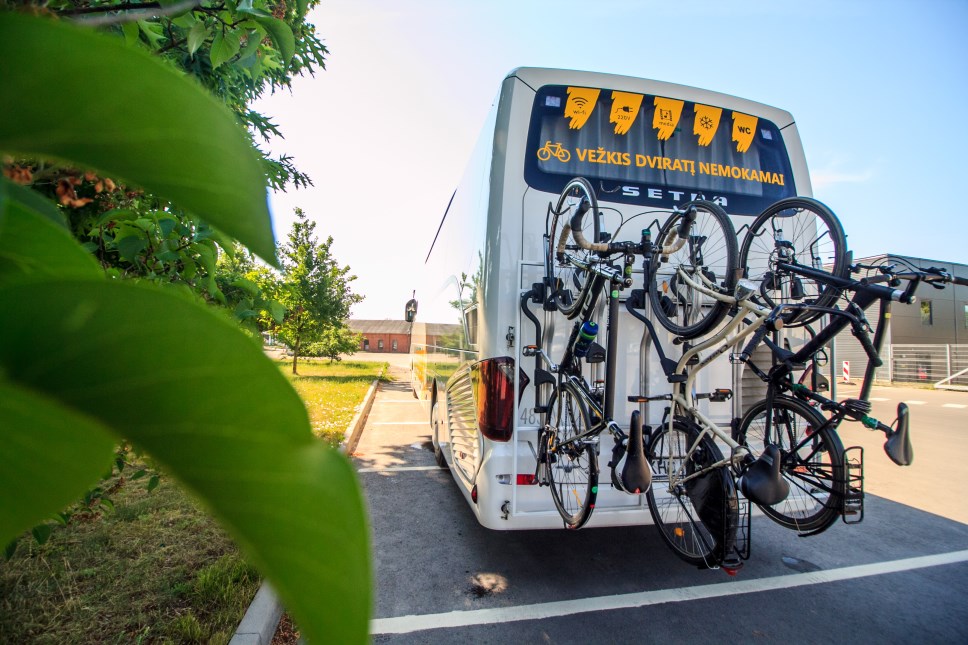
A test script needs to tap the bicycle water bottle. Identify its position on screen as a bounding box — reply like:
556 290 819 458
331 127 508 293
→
573 321 598 358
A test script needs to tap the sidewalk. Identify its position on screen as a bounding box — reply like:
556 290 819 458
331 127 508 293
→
351 365 436 472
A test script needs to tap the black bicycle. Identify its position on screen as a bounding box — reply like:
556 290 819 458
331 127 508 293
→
735 256 968 535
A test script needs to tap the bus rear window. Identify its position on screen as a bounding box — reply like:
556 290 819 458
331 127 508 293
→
524 84 796 215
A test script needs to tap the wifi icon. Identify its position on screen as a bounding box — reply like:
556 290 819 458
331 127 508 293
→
572 97 588 109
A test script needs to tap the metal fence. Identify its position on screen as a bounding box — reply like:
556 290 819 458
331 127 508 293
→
830 343 968 390
889 344 968 389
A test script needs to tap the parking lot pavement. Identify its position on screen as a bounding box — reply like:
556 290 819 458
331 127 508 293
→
832 381 968 524
354 372 968 643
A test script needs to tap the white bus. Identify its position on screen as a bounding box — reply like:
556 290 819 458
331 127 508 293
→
410 67 809 530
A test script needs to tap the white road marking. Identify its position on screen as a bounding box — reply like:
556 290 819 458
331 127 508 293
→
869 397 891 402
357 465 442 473
906 401 926 405
942 403 967 409
370 550 968 635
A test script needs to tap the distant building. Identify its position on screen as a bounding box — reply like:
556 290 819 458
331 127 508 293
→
846 253 968 345
347 319 462 353
834 253 968 384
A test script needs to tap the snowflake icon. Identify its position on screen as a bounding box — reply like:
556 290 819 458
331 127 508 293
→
700 115 714 130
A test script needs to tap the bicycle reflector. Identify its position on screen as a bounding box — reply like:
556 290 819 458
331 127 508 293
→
471 357 528 442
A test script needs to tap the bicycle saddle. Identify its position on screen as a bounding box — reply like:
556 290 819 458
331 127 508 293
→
885 402 913 466
621 410 652 494
739 444 789 506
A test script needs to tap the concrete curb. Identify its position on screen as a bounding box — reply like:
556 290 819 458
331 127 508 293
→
229 378 381 644
341 378 380 455
228 583 282 645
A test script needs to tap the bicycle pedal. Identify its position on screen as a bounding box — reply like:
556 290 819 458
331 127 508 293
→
843 398 872 415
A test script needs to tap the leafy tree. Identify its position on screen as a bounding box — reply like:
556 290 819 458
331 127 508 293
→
0 12 369 643
274 208 362 374
303 325 363 362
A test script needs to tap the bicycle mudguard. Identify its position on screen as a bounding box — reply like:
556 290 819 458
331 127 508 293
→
738 444 790 506
884 402 913 466
685 455 738 569
621 410 652 494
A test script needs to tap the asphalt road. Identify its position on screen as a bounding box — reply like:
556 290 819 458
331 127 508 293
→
352 372 968 643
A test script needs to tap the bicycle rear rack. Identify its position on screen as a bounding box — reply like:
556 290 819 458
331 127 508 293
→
841 446 864 524
734 496 752 562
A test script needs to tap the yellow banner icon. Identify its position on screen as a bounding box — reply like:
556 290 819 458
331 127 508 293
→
652 97 684 141
609 91 643 135
565 87 600 130
731 112 758 153
693 104 722 147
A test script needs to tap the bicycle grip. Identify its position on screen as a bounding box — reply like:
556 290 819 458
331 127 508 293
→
739 325 769 362
569 200 610 253
852 323 883 367
676 205 698 239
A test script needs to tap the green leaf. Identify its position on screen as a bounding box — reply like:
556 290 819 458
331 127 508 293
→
31 524 53 546
0 13 277 265
0 381 116 544
0 280 370 643
0 178 66 228
211 29 242 69
237 27 264 62
115 227 148 261
187 21 210 57
254 16 295 66
137 20 166 50
121 21 140 47
238 0 274 19
231 276 261 297
147 475 160 492
0 182 101 287
269 300 286 323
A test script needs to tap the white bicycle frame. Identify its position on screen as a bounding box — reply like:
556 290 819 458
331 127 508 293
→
657 267 773 488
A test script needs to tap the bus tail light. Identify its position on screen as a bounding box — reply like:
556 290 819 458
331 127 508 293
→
471 357 529 442
496 474 538 485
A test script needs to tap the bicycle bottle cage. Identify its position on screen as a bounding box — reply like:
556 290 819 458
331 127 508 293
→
584 342 606 364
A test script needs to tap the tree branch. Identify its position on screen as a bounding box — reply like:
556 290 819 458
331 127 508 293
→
69 0 199 26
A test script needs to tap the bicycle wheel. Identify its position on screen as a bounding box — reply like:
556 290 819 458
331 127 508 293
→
646 419 741 569
547 177 601 319
740 395 845 534
649 200 738 339
739 197 848 327
548 381 599 529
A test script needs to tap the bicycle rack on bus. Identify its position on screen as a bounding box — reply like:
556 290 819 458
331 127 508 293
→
842 445 865 524
520 283 556 415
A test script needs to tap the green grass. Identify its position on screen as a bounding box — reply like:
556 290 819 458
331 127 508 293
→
0 358 386 643
281 359 388 445
0 475 258 644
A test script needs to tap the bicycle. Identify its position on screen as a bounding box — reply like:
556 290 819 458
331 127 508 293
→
536 140 572 163
534 179 790 571
521 177 649 529
734 257 968 535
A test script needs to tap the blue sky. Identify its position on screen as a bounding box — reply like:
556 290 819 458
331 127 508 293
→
255 0 968 320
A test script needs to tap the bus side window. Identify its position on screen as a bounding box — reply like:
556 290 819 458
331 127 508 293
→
463 303 479 347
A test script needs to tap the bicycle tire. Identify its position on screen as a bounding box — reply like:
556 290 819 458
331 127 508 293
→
645 419 741 569
739 196 848 327
548 177 602 319
548 381 599 529
648 200 738 339
739 395 845 534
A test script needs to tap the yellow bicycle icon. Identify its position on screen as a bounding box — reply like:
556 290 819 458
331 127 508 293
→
536 141 571 162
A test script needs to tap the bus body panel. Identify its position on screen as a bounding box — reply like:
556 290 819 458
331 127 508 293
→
413 68 812 530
